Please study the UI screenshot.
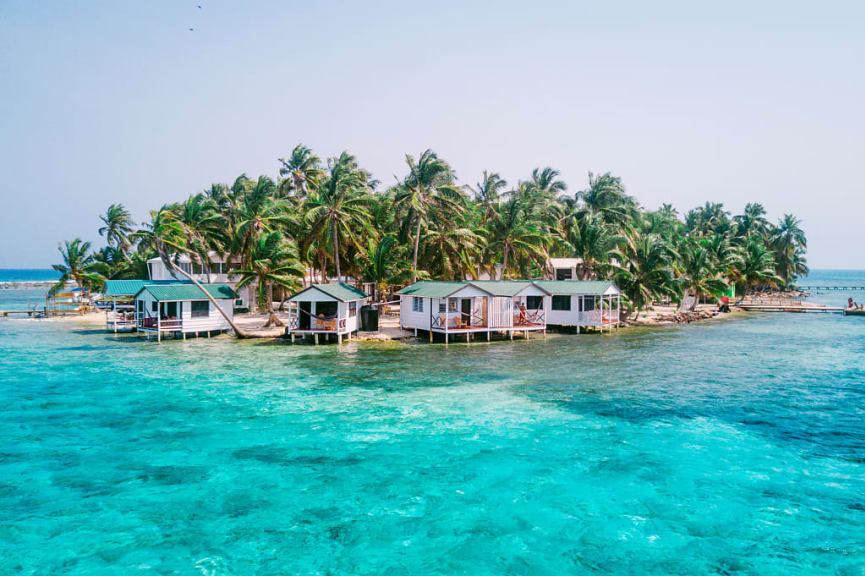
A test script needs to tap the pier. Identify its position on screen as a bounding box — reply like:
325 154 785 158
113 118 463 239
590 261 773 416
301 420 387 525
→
796 285 865 291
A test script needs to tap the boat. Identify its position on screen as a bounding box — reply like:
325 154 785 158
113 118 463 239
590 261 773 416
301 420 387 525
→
844 308 865 316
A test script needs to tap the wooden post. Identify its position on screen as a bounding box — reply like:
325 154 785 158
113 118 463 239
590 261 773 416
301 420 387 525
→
291 333 295 343
314 333 319 345
445 333 449 345
509 330 513 340
338 333 342 344
487 331 490 342
207 330 211 338
466 332 470 343
182 331 186 341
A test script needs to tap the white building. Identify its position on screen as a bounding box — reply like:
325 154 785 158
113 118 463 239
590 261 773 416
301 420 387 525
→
286 283 369 344
534 280 621 331
397 280 550 343
548 257 583 281
134 283 236 341
146 253 249 308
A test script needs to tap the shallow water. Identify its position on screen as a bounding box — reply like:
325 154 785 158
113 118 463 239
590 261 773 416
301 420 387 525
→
1 274 864 574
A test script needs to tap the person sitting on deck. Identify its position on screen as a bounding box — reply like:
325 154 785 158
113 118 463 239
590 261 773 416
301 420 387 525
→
848 298 863 310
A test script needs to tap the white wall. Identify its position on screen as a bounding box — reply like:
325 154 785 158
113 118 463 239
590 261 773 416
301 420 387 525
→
546 295 580 326
400 295 431 331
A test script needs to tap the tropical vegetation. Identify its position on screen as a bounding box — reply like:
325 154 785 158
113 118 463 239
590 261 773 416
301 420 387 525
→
56 146 808 319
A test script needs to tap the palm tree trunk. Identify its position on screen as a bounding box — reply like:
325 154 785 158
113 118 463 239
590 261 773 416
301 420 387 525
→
164 260 253 338
689 288 698 311
412 217 422 283
502 244 510 280
332 223 341 282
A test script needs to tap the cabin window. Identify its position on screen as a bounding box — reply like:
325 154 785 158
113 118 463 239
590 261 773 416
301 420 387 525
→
191 301 209 318
412 297 423 312
439 300 446 313
583 296 596 311
552 295 571 311
526 295 543 310
556 268 573 281
192 262 203 274
151 301 158 313
235 299 244 307
349 301 357 317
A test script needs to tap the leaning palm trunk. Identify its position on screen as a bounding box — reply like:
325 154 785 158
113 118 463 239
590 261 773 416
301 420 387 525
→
163 258 253 339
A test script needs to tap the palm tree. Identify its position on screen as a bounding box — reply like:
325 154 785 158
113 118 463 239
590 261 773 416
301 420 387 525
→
577 172 637 226
420 222 484 280
394 149 465 282
355 234 411 299
488 198 549 278
560 210 613 280
609 232 677 318
50 239 105 299
98 204 135 258
470 171 507 224
738 237 781 292
233 231 303 316
771 214 808 288
136 207 254 338
303 152 373 281
678 240 728 310
734 203 769 238
279 144 322 198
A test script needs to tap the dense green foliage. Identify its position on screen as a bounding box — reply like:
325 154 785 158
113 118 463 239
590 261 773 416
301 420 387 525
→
59 146 807 315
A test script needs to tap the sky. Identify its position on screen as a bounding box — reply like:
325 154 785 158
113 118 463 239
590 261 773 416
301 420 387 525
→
0 0 863 269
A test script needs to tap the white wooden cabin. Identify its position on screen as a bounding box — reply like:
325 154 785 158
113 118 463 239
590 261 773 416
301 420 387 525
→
535 280 622 331
397 280 550 343
134 283 236 341
102 279 182 332
286 282 369 344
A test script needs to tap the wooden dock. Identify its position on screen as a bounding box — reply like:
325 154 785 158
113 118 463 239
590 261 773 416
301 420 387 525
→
738 304 845 313
796 285 865 291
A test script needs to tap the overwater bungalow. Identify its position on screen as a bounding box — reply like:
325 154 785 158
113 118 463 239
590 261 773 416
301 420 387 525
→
534 280 622 331
133 283 236 341
286 282 369 344
397 280 551 343
102 279 177 332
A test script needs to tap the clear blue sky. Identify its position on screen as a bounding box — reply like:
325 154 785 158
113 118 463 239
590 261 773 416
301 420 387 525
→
1 1 863 269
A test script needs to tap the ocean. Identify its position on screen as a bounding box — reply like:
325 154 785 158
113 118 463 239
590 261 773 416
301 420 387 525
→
0 271 863 574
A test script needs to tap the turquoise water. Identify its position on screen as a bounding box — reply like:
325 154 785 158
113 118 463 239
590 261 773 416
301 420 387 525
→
1 274 864 574
0 268 60 283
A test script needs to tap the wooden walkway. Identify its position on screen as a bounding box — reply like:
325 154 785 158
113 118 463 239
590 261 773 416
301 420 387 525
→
738 304 845 313
796 285 865 291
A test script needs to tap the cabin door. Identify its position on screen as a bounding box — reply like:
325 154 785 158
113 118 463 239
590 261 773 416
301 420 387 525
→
461 298 472 324
299 301 311 329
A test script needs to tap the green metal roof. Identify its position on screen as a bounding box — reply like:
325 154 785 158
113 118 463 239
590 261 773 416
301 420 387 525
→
292 282 368 302
533 280 618 295
134 283 236 301
397 281 469 298
399 279 619 298
470 280 543 297
103 279 184 297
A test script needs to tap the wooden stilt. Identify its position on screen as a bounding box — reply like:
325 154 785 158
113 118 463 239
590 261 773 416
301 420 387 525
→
414 328 418 337
487 331 490 342
509 330 513 340
429 331 433 343
314 333 319 345
338 333 342 344
291 333 295 343
182 331 186 341
466 332 470 343
445 333 449 345
207 330 211 338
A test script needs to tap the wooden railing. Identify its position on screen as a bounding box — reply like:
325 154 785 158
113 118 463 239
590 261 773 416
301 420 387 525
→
431 309 487 330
